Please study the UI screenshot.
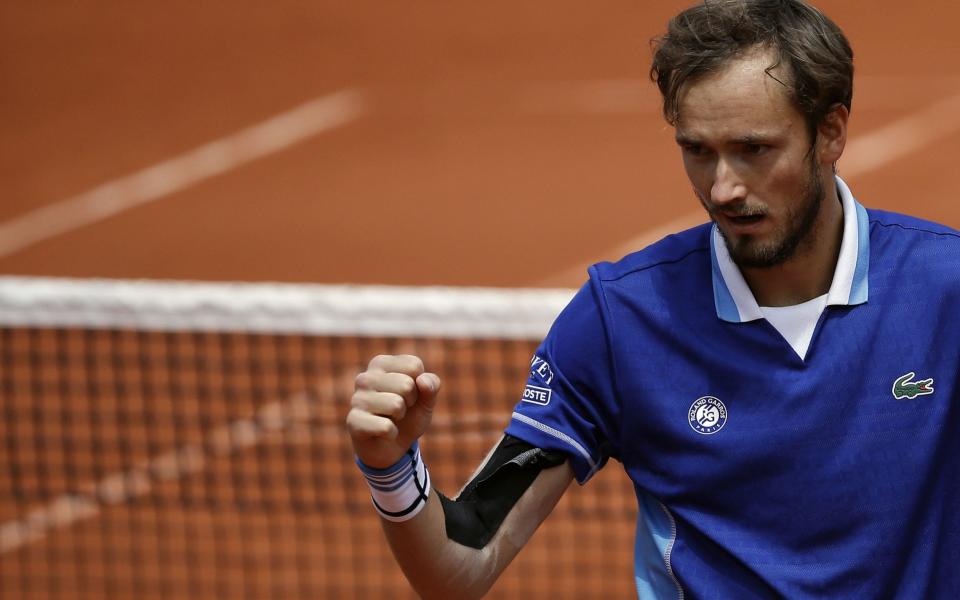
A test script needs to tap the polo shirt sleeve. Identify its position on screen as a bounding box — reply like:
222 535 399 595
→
504 277 620 484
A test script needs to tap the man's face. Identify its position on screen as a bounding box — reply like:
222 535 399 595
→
675 47 829 269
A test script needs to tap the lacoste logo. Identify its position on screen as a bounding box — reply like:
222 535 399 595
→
521 384 552 406
892 372 934 400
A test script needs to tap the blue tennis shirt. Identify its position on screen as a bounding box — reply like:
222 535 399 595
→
505 178 960 598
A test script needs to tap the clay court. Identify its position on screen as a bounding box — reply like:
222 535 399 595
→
2 1 959 598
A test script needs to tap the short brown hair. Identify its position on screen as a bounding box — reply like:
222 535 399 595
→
650 0 853 141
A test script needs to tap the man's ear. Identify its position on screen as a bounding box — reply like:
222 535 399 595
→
817 103 849 166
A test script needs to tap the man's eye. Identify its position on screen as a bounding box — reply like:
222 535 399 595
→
744 144 767 155
682 144 706 156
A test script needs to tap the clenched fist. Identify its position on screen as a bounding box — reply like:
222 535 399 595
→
346 354 441 469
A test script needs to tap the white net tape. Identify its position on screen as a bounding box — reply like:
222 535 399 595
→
0 277 575 339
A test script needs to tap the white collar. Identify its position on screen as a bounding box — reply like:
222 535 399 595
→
710 176 870 323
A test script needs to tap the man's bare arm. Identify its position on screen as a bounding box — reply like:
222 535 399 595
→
346 355 574 598
383 457 573 598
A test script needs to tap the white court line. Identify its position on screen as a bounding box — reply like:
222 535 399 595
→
839 90 960 176
0 391 320 554
0 404 505 555
538 89 960 286
0 88 364 259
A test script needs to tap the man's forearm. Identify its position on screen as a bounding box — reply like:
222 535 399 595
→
382 490 501 599
380 461 575 598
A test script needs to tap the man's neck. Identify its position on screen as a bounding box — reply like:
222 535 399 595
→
741 187 845 308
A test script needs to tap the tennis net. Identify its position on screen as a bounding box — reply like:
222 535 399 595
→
0 277 637 599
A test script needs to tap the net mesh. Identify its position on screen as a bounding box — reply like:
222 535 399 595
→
0 278 637 599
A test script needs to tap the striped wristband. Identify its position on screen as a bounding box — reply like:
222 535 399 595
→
355 442 431 522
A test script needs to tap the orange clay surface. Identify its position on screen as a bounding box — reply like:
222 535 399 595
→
2 2 959 289
2 4 960 599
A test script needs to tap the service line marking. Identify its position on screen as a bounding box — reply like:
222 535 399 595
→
0 88 364 259
0 400 503 555
0 391 319 554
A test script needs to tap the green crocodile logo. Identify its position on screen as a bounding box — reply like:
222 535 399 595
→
892 372 934 400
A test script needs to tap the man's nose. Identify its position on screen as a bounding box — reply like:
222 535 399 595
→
710 158 746 206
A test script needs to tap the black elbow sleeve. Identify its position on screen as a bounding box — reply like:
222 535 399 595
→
438 434 565 549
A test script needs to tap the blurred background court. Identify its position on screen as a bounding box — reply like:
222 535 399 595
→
2 1 959 598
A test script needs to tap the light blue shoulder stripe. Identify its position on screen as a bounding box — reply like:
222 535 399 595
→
635 491 684 599
849 201 870 305
710 227 741 323
510 412 599 479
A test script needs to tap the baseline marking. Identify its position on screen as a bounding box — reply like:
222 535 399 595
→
0 88 364 259
538 90 960 286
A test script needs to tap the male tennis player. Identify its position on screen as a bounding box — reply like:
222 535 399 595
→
347 1 960 597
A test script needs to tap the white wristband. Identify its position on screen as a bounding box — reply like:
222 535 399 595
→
356 442 431 522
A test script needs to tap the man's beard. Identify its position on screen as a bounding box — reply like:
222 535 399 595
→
704 159 825 269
